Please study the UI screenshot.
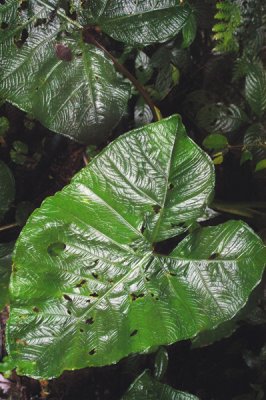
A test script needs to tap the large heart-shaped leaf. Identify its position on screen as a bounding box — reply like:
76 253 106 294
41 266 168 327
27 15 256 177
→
121 370 199 400
89 0 192 46
0 161 15 221
0 0 130 144
6 116 266 378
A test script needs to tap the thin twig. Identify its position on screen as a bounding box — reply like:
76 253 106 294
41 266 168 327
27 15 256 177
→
0 223 19 232
84 31 160 121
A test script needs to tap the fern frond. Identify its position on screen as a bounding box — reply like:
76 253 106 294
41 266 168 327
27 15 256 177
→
212 1 242 54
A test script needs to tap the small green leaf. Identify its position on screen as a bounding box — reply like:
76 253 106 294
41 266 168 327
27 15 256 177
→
182 12 197 48
0 160 15 221
121 370 199 400
134 97 153 128
213 152 224 165
255 159 266 172
197 103 246 134
203 134 228 151
0 242 14 311
154 347 169 380
240 149 253 166
0 117 9 137
245 64 266 117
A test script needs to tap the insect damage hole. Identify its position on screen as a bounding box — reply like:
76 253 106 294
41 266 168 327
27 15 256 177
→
130 329 138 337
63 294 72 302
89 349 96 355
85 317 94 325
47 242 66 256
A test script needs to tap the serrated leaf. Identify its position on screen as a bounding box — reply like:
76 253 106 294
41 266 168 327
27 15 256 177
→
90 1 192 46
203 134 228 151
0 160 15 221
0 242 14 311
0 0 130 144
245 64 266 117
5 116 266 379
121 370 198 400
197 103 246 134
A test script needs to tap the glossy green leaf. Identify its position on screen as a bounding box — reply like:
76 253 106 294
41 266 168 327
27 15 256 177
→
90 1 192 46
255 159 266 172
182 12 197 48
5 116 266 379
0 0 130 144
203 134 228 151
245 64 266 117
154 347 169 380
197 103 246 134
0 242 14 311
244 123 266 163
0 161 15 221
121 370 199 400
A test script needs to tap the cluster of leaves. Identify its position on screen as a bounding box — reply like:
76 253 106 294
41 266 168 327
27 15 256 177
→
183 0 266 171
0 0 265 399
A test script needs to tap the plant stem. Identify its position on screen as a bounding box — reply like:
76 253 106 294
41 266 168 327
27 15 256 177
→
212 200 266 218
0 222 19 232
84 31 160 121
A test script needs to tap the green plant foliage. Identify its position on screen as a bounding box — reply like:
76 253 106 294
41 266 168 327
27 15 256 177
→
0 160 15 222
212 1 242 53
3 116 266 379
0 0 130 144
245 64 266 117
182 12 197 48
88 1 192 46
244 123 266 164
255 159 266 172
154 347 169 380
196 103 245 134
121 370 199 399
203 133 228 151
0 116 9 137
0 0 193 144
0 242 14 312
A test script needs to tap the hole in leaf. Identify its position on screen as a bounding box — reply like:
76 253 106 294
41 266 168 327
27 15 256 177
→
47 242 66 256
32 307 39 313
75 279 87 288
152 205 161 214
67 309 72 315
169 272 177 277
1 22 8 29
140 223 146 234
55 43 73 62
86 317 94 325
34 18 47 27
168 183 174 190
92 272 98 279
130 329 138 337
80 328 84 333
18 0 28 11
90 292 98 298
130 293 145 301
208 253 220 260
63 294 72 302
15 28 28 48
89 349 96 355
